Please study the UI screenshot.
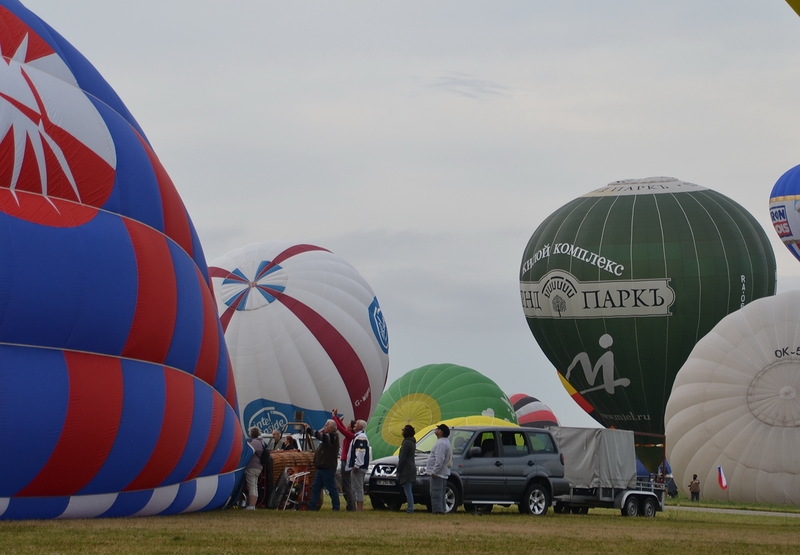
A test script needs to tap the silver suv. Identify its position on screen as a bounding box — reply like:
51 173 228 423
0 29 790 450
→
368 425 569 514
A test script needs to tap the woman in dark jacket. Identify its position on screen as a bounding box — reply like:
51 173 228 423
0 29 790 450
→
397 424 417 514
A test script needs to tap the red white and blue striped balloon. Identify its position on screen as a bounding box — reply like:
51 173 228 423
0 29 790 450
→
210 242 390 432
0 0 246 519
509 394 560 428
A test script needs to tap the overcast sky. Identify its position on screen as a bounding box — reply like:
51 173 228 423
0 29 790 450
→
21 1 800 427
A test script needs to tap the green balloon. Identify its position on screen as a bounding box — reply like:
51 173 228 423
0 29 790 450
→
366 363 517 459
519 177 776 436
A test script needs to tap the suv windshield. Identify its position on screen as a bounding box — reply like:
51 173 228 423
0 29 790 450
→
416 430 437 453
416 428 473 454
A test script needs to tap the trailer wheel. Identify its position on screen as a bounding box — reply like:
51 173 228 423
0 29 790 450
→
640 497 657 518
522 483 550 516
621 496 639 517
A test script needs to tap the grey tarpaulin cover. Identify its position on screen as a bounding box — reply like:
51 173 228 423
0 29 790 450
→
550 427 637 489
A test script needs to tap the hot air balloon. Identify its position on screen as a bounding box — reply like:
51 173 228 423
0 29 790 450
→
769 164 800 262
209 242 390 434
509 394 559 428
366 363 517 460
665 291 800 505
520 177 776 468
0 1 245 519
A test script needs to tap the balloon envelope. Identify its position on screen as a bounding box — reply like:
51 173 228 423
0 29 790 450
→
0 1 244 519
665 291 800 505
210 242 389 433
509 394 559 427
520 177 776 439
367 363 517 460
769 164 800 263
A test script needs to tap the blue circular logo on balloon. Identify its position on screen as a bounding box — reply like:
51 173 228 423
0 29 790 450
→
369 297 389 354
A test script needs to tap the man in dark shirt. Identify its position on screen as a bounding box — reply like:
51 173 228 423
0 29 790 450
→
308 420 340 510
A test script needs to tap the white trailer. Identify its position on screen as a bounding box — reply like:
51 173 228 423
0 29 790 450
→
550 427 665 517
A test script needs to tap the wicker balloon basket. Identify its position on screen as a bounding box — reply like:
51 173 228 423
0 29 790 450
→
262 427 319 509
270 450 316 486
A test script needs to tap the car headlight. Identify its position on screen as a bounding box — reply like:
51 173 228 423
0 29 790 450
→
416 466 428 476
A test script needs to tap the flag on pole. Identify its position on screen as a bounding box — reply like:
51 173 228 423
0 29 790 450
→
717 465 728 490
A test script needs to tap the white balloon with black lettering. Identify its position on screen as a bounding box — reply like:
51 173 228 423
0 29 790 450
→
665 291 800 505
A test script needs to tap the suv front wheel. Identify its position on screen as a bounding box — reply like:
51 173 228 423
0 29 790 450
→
426 480 460 514
444 480 460 514
521 482 550 516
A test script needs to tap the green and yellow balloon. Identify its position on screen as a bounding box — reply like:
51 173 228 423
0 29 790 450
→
366 363 517 459
519 177 776 466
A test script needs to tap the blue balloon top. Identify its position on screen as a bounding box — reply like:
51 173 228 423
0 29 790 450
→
770 164 800 199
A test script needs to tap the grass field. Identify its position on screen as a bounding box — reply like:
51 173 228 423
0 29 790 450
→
2 497 799 555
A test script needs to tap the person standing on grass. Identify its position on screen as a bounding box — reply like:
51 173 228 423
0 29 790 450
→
425 423 452 514
346 419 370 511
308 420 341 511
397 424 417 514
244 427 266 510
688 474 700 501
333 409 356 511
